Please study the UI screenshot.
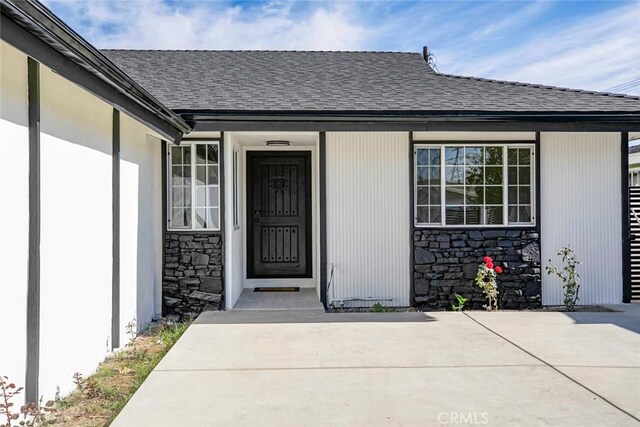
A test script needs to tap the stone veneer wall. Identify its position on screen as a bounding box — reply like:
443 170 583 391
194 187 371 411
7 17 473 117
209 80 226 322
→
413 229 541 310
163 232 224 318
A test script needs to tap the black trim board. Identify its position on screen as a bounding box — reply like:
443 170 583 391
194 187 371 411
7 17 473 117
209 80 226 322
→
191 118 640 133
219 132 226 309
409 132 416 305
319 132 327 305
111 109 120 349
622 132 631 303
26 57 40 403
0 14 186 142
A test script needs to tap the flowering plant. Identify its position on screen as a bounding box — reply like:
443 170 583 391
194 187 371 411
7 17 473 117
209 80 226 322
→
475 256 503 311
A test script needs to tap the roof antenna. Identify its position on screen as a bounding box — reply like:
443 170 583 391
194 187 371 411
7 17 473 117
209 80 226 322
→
422 45 439 73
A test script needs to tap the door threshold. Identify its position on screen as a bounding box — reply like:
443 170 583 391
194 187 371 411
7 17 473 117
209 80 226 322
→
254 287 300 293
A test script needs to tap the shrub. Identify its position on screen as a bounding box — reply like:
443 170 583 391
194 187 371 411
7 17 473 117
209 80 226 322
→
546 246 581 311
475 256 504 311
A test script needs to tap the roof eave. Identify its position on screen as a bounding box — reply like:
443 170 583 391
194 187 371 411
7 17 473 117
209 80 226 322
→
180 110 640 132
1 0 191 142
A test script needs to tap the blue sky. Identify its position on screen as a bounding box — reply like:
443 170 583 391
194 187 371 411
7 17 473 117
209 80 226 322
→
44 0 640 95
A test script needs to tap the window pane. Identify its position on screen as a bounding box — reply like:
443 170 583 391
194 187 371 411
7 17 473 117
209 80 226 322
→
508 167 518 185
196 186 207 207
430 149 440 165
208 165 218 185
446 186 464 204
466 206 482 225
508 205 518 222
446 206 464 225
508 186 518 204
208 208 220 229
486 206 503 225
430 206 441 223
445 166 464 184
465 147 482 165
485 186 503 204
172 166 183 185
171 208 184 227
417 206 429 223
429 186 441 204
508 148 518 165
183 187 191 208
196 166 206 185
417 187 429 205
519 205 532 223
429 167 441 185
171 146 182 164
417 167 429 185
465 166 483 185
519 186 531 204
445 147 463 165
183 147 191 164
519 167 531 185
196 145 207 164
172 187 183 207
465 186 483 204
207 144 219 164
208 186 219 207
416 149 429 166
486 147 502 165
485 167 503 185
519 148 531 165
183 164 191 185
195 208 207 229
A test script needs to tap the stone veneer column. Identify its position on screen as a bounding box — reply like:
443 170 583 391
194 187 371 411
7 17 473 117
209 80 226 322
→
413 229 541 310
163 233 224 319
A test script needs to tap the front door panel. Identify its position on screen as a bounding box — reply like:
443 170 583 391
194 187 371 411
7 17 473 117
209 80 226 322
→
247 152 312 278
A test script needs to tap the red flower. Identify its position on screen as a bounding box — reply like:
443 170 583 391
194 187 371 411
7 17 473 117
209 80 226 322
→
486 262 494 269
483 256 493 263
494 266 503 274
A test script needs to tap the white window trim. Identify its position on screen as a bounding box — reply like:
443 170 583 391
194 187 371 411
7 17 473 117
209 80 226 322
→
232 149 240 230
167 140 221 231
414 142 536 228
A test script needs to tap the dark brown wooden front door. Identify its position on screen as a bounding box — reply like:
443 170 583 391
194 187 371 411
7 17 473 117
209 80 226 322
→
247 151 312 278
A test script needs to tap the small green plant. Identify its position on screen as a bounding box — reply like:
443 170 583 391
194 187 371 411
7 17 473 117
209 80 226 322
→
125 317 137 349
475 256 504 311
546 246 581 312
371 303 395 312
451 293 468 311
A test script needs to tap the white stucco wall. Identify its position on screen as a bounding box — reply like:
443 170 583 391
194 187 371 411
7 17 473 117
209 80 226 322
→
38 66 113 398
120 114 163 338
540 132 623 304
325 132 411 307
0 41 29 393
224 134 244 309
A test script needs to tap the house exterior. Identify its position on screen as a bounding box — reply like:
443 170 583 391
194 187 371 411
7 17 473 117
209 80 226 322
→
2 0 640 403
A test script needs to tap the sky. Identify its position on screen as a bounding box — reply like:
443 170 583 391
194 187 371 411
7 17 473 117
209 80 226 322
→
43 0 640 95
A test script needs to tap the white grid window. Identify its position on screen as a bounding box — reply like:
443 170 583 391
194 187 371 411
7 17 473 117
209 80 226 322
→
415 143 535 227
168 141 220 230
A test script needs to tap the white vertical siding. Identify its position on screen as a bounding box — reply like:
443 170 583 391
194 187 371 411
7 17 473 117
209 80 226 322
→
325 132 410 307
540 132 622 305
0 41 29 398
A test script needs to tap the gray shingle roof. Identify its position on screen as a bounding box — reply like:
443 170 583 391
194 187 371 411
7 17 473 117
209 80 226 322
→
101 50 640 113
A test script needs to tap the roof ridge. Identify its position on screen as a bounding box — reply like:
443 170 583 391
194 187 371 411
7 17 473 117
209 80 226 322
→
436 71 640 101
100 48 420 55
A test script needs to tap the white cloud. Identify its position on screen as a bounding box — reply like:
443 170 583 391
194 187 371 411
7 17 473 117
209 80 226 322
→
45 0 369 51
439 2 640 94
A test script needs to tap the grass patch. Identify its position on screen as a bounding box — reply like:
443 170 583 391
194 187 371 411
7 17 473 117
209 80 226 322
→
55 319 191 426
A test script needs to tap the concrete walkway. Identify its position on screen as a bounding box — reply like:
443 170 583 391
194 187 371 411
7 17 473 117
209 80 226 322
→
112 306 640 426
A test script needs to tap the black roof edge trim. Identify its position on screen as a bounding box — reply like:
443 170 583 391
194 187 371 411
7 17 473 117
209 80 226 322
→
1 0 191 141
191 119 640 132
176 110 640 119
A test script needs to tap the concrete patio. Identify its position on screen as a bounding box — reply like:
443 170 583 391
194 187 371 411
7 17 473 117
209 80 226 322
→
112 305 640 426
